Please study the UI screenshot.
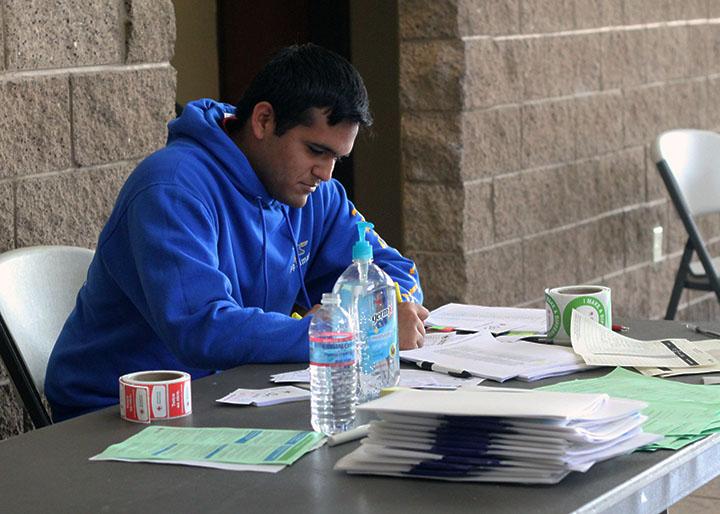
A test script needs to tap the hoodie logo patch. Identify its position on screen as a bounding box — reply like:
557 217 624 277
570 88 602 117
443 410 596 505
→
291 240 310 272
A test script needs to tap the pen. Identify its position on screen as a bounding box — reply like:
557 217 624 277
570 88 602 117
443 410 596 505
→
520 336 554 345
426 325 455 333
394 282 402 303
686 324 720 339
327 424 370 446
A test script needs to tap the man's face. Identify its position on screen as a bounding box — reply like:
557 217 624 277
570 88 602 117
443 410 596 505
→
254 108 359 208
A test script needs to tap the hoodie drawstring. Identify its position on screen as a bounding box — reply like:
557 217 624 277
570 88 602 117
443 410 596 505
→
282 208 313 309
256 197 270 310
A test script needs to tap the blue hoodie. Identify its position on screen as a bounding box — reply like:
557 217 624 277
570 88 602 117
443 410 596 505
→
45 99 422 421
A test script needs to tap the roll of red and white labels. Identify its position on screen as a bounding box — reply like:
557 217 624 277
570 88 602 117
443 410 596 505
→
119 370 192 423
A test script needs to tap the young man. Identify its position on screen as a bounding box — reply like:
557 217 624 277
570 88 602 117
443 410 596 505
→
45 44 428 421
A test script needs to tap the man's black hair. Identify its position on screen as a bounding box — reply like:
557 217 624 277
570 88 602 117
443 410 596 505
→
235 43 372 135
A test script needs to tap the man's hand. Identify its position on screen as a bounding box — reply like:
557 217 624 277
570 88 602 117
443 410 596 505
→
397 302 430 350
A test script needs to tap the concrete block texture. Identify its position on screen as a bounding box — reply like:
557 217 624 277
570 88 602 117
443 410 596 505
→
463 180 494 251
403 180 492 253
521 0 623 33
623 80 707 148
15 163 134 248
644 26 692 84
597 147 645 212
707 25 720 76
399 0 461 39
574 92 624 159
522 227 579 300
520 0 575 33
464 38 522 109
401 112 463 183
71 66 176 166
522 34 601 101
457 0 520 37
3 0 123 70
0 383 24 440
399 0 520 39
402 107 521 184
707 77 720 129
400 40 464 111
410 251 467 309
623 202 668 267
624 0 707 25
461 106 521 180
647 255 682 319
0 182 12 253
466 241 524 306
404 182 465 252
0 75 72 179
521 98 575 168
126 0 176 63
494 161 595 241
576 213 625 281
600 29 647 90
605 265 651 319
574 0 623 29
0 7 4 72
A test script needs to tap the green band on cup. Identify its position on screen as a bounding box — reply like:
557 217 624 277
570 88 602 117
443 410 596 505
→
562 296 608 337
546 293 561 338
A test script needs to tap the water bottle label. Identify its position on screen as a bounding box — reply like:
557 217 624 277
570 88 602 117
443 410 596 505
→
367 330 395 364
309 332 355 366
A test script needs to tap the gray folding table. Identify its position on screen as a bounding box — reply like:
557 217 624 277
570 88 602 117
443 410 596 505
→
1 320 719 513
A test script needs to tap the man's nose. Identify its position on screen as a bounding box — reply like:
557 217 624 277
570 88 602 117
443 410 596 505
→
312 159 335 182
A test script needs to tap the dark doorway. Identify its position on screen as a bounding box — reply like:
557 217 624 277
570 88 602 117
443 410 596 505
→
217 0 354 199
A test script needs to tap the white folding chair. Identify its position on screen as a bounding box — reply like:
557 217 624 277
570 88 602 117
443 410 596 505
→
653 129 720 319
0 246 94 428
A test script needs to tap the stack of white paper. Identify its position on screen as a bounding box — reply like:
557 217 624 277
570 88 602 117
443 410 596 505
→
335 389 660 484
400 331 593 382
426 303 546 333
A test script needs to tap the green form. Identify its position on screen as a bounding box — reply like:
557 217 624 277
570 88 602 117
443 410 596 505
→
540 367 720 450
91 426 326 471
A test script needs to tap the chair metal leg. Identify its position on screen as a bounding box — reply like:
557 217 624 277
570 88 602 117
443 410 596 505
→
665 240 694 320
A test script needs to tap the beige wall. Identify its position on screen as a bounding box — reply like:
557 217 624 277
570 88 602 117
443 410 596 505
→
350 1 403 249
0 0 177 439
172 0 219 104
399 0 720 322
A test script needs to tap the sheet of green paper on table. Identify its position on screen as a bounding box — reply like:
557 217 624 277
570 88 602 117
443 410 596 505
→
540 367 720 451
91 426 326 468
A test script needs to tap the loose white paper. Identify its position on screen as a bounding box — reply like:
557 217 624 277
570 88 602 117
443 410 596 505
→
270 368 483 390
426 303 547 333
570 310 718 368
636 340 720 377
216 386 311 406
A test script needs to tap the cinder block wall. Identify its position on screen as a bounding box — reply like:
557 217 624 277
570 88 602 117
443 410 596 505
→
0 0 176 439
400 0 720 322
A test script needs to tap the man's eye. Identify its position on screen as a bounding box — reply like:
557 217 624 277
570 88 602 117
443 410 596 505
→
308 145 324 155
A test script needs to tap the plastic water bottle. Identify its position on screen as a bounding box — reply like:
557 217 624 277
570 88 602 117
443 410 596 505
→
309 292 357 434
333 221 399 403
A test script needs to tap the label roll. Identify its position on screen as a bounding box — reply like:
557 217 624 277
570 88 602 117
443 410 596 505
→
119 370 192 423
545 285 612 344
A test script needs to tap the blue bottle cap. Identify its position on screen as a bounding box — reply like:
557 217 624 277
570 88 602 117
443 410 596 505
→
352 221 374 261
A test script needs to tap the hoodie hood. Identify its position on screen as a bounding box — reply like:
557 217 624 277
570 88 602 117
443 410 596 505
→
167 98 276 204
168 99 311 309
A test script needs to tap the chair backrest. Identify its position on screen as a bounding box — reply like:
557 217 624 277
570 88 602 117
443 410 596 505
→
0 246 94 397
652 129 720 217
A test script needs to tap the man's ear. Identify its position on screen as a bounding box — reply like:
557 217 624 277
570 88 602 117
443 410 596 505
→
250 101 275 140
